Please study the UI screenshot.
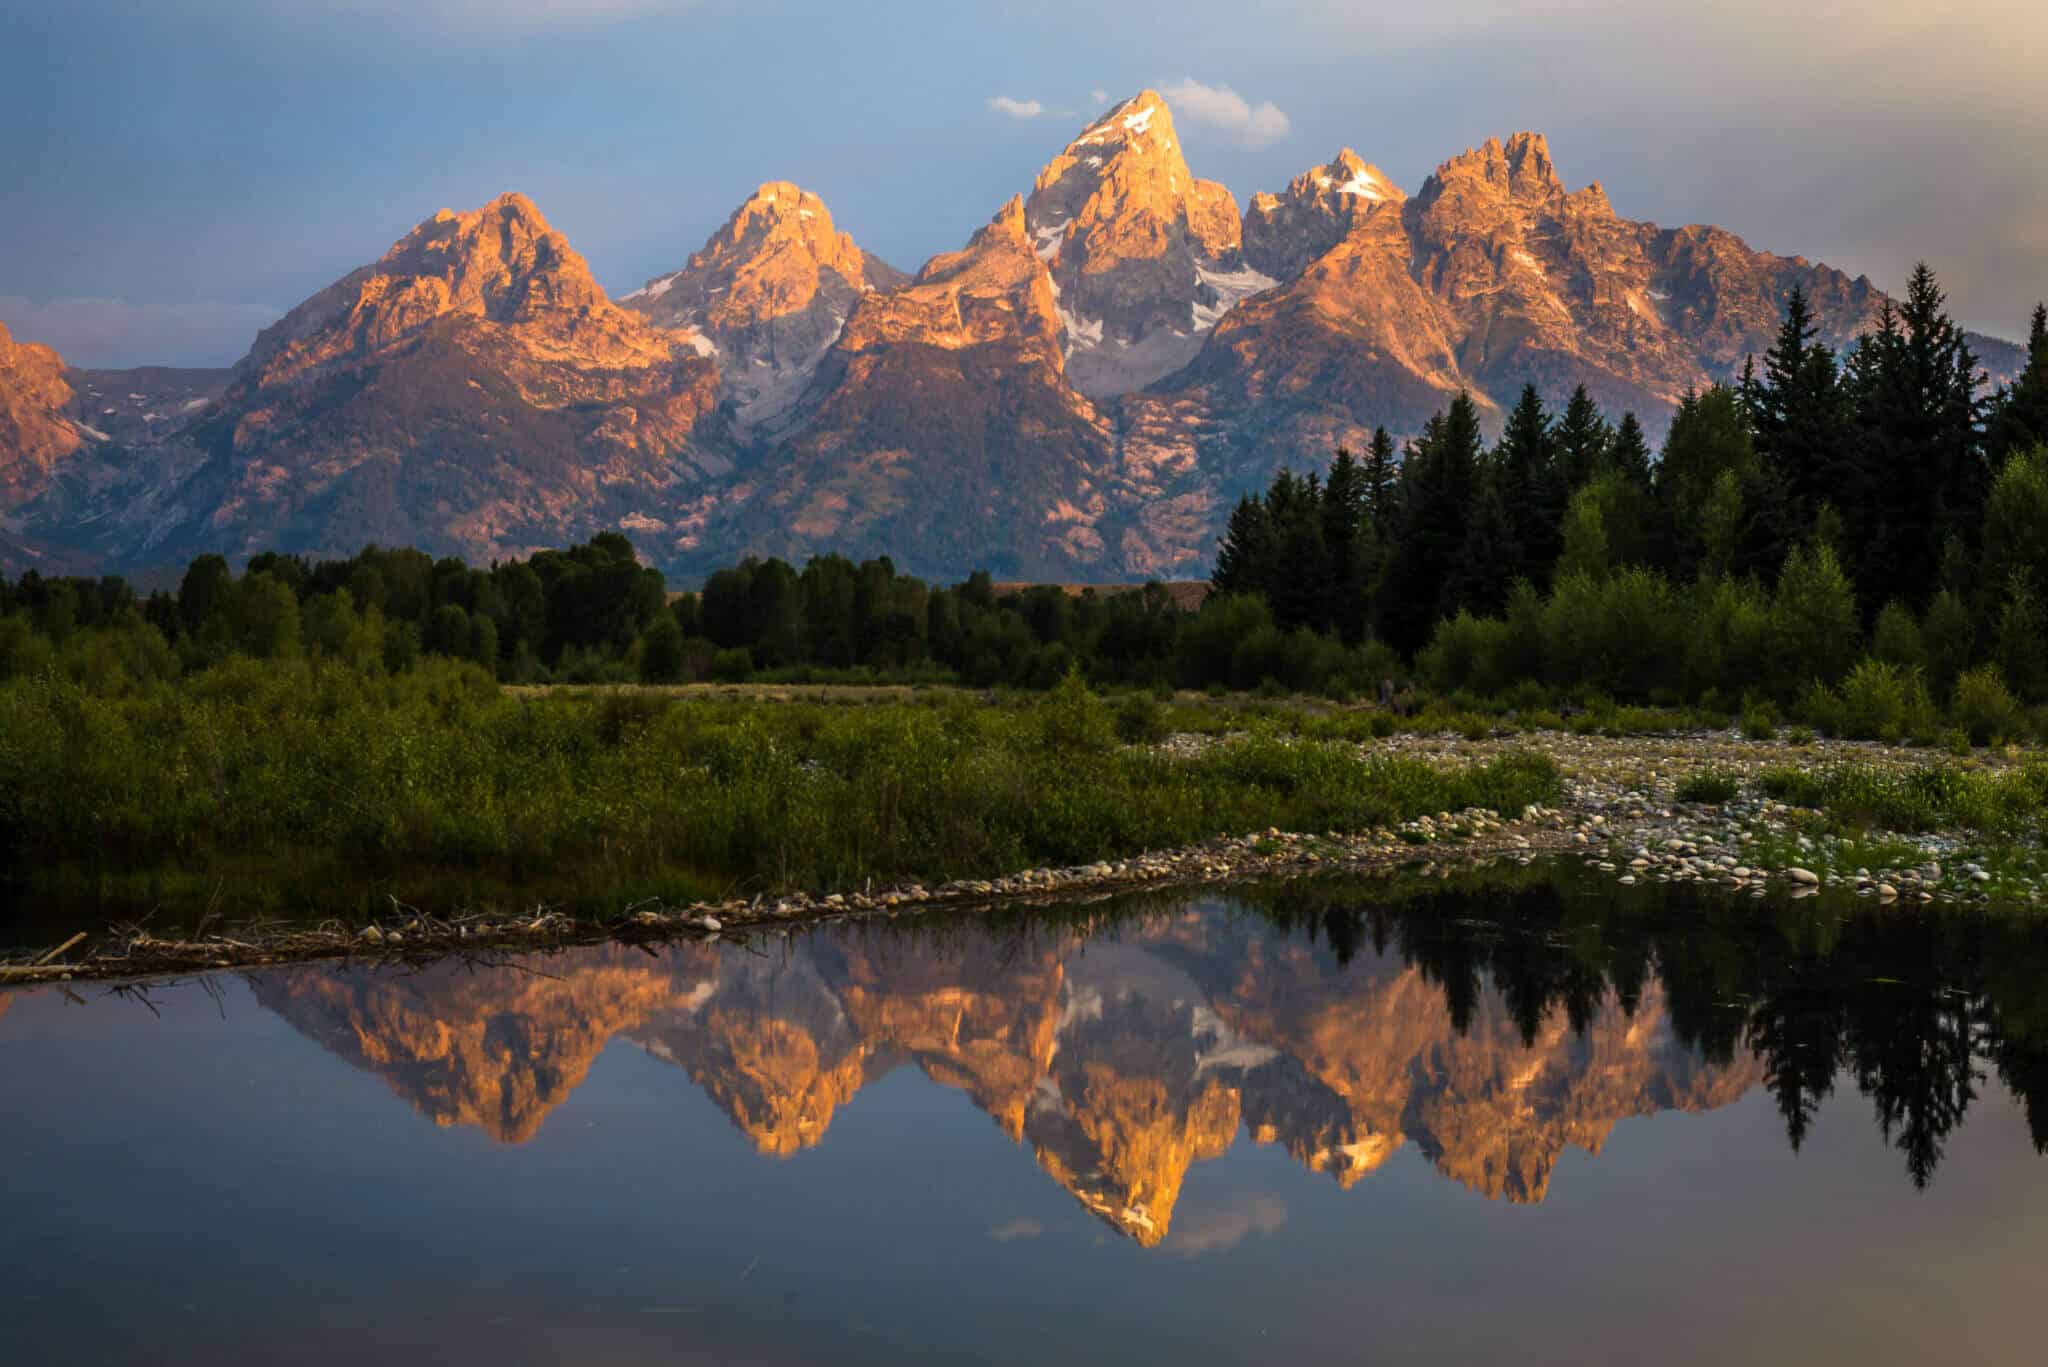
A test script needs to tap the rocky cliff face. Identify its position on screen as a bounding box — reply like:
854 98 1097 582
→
620 182 907 433
1162 131 1906 476
0 321 84 509
1026 91 1270 397
17 193 731 571
252 916 1762 1243
654 197 1125 579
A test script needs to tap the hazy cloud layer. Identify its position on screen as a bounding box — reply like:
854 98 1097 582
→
1158 79 1291 149
0 296 279 371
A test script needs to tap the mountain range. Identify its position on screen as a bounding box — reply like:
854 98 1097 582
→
0 91 2026 582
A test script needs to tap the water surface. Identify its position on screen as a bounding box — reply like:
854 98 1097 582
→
4 872 2046 1364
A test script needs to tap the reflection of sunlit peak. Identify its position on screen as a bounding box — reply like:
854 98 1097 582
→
1307 1135 1400 1187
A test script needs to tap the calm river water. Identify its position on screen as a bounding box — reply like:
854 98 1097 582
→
4 871 2046 1364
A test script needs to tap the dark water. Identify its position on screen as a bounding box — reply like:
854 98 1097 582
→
4 871 2048 1365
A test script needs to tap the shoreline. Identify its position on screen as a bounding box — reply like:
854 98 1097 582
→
8 726 2044 987
0 807 1580 986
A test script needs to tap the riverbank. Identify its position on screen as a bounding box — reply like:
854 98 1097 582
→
8 708 2048 985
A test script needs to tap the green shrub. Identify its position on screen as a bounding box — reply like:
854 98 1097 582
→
1113 692 1170 745
1838 658 1927 743
1796 681 1846 738
1954 665 2024 746
1741 700 1779 741
1757 761 2046 834
710 646 755 683
1676 768 1742 804
1681 755 1748 795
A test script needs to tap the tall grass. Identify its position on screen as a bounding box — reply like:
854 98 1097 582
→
1757 762 2048 834
0 663 1560 910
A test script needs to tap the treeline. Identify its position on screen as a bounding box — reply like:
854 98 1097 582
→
0 534 1209 692
1212 268 2048 733
4 264 2046 720
0 534 671 690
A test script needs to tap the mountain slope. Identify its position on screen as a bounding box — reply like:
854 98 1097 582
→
1026 91 1270 397
0 321 84 510
32 193 732 569
661 197 1122 579
619 182 908 433
1159 132 1906 467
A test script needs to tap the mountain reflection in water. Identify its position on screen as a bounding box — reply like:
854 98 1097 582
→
226 875 2048 1244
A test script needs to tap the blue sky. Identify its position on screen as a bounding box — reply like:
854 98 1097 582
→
4 0 2044 366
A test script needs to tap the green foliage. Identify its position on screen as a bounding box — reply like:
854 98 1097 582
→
1113 691 1170 745
1870 600 1928 676
1837 658 1933 743
1954 666 2025 747
710 647 755 683
1675 768 1742 804
1771 542 1860 689
0 667 1563 908
638 614 689 684
1758 760 2048 834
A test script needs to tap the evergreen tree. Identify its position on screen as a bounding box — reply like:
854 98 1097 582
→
1210 495 1272 599
1608 412 1653 489
1847 265 1986 612
1656 386 1760 577
1988 303 2048 462
1321 447 1370 641
1496 384 1564 586
1268 469 1331 631
1451 476 1519 617
178 554 233 633
1377 394 1484 651
1753 285 1851 545
1555 385 1613 489
1362 426 1398 539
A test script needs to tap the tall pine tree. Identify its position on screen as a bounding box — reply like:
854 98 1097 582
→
1846 264 1985 611
1752 285 1850 549
1377 394 1484 652
1609 412 1653 488
1363 427 1398 537
1988 302 2048 463
1555 385 1613 490
1496 384 1565 587
1321 447 1371 640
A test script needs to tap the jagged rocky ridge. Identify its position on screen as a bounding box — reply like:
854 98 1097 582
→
0 92 2025 579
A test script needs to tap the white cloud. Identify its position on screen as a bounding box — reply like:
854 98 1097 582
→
1158 78 1291 149
988 95 1046 120
988 1217 1045 1242
1090 88 1109 105
1164 1193 1287 1257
